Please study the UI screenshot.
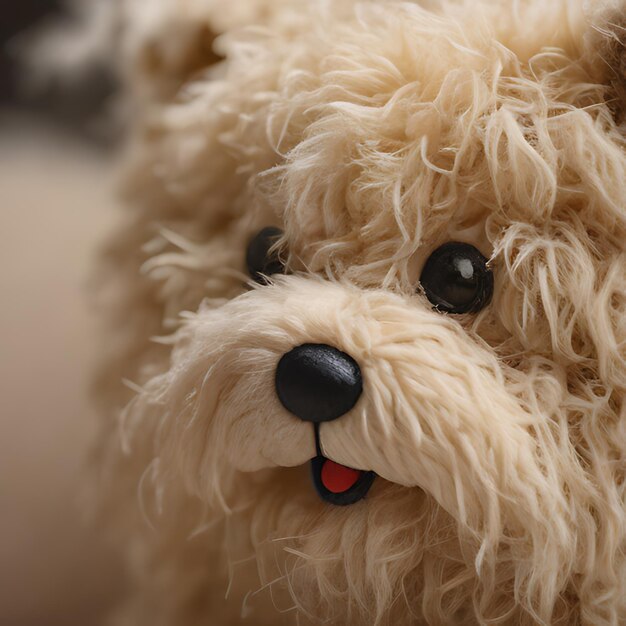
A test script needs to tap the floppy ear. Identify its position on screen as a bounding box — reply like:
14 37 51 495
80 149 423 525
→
119 0 305 102
582 0 626 124
119 2 222 102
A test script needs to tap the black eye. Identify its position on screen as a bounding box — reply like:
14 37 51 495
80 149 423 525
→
419 242 493 314
246 227 286 284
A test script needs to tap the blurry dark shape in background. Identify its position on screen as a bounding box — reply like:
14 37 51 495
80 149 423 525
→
0 0 60 102
0 0 120 146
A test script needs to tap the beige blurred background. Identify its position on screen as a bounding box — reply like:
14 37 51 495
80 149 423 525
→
0 116 125 626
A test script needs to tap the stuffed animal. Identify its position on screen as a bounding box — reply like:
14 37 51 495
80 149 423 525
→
95 0 626 623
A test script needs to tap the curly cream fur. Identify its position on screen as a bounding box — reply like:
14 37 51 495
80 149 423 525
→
94 0 626 624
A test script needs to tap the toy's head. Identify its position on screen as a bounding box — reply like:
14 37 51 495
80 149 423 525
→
112 0 626 623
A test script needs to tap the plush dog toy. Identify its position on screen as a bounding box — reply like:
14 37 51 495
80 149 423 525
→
95 0 626 623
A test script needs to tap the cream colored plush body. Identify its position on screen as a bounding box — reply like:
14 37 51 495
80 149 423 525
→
96 0 626 624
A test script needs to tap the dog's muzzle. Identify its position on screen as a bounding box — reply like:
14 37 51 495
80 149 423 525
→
275 343 375 506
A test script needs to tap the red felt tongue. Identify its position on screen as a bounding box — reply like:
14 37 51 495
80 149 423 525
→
320 459 362 494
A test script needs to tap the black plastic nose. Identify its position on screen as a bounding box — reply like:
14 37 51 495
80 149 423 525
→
275 344 362 423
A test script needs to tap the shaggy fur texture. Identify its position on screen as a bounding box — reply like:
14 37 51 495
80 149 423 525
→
94 0 626 624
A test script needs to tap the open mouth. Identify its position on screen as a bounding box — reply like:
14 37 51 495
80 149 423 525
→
310 426 376 506
310 456 376 505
